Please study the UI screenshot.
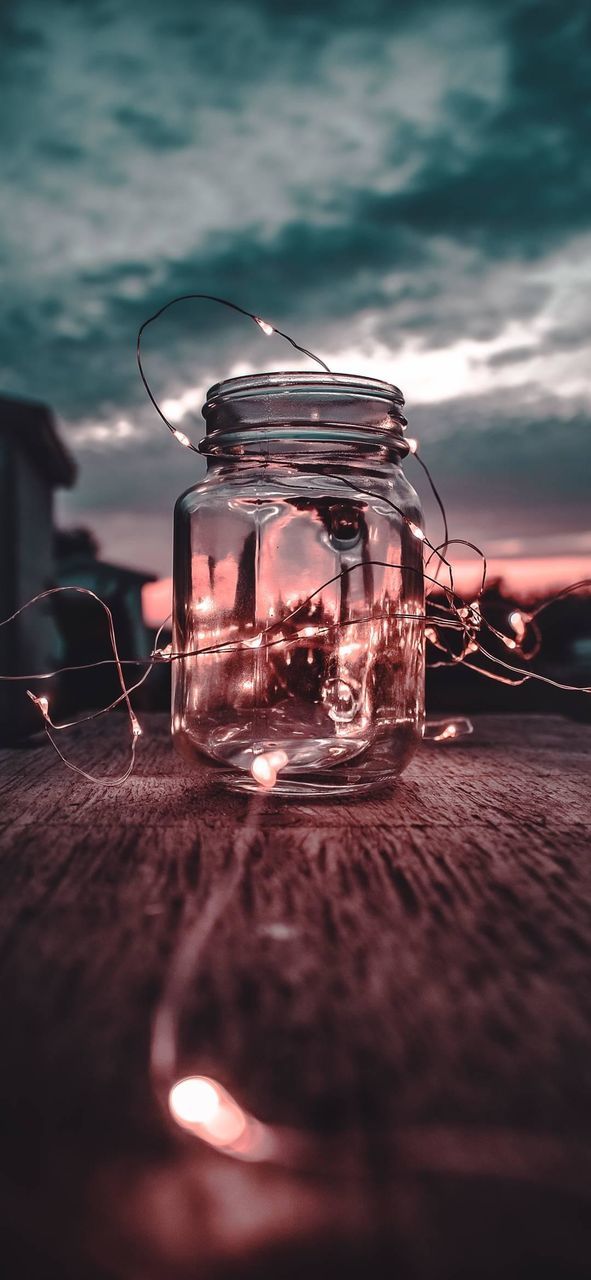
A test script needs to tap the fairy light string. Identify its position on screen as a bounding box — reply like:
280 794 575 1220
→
136 292 331 453
0 587 169 783
0 292 589 782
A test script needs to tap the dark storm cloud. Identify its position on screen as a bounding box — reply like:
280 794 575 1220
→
0 0 590 569
411 395 591 533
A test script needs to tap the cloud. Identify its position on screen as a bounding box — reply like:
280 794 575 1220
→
1 0 590 570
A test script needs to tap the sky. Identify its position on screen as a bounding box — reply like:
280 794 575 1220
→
1 0 590 586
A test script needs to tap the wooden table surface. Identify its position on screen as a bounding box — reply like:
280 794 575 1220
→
0 713 590 1279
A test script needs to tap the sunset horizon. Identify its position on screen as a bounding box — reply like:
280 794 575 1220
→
142 552 591 629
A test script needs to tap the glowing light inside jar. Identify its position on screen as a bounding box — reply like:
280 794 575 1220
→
251 750 289 789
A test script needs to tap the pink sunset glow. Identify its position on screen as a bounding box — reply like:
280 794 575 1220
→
142 555 591 629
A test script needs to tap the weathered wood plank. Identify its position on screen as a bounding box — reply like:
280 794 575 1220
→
0 714 589 1278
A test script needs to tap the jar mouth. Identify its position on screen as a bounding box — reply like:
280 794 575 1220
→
204 370 405 409
201 371 408 456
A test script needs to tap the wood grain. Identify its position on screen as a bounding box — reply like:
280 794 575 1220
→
0 714 589 1278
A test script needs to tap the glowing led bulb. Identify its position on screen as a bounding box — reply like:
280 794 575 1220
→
27 691 49 717
408 521 425 541
459 601 481 626
173 429 192 448
131 714 142 738
424 717 474 743
251 749 289 789
439 723 457 740
245 632 263 649
169 1076 220 1126
406 437 419 454
167 1076 271 1159
255 317 274 336
509 609 527 641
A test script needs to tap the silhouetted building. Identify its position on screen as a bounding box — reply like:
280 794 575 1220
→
54 530 156 712
0 395 76 741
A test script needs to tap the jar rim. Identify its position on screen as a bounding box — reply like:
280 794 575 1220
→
203 370 405 414
200 370 409 456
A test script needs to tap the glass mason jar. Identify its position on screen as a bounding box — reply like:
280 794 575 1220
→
172 372 424 796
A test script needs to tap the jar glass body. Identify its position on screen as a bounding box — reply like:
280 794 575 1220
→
172 374 424 795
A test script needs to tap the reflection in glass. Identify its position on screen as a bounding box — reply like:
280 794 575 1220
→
172 373 425 796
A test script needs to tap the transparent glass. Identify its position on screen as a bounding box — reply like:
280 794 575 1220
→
172 373 424 795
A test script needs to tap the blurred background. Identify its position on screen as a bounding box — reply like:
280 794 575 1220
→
1 0 590 733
